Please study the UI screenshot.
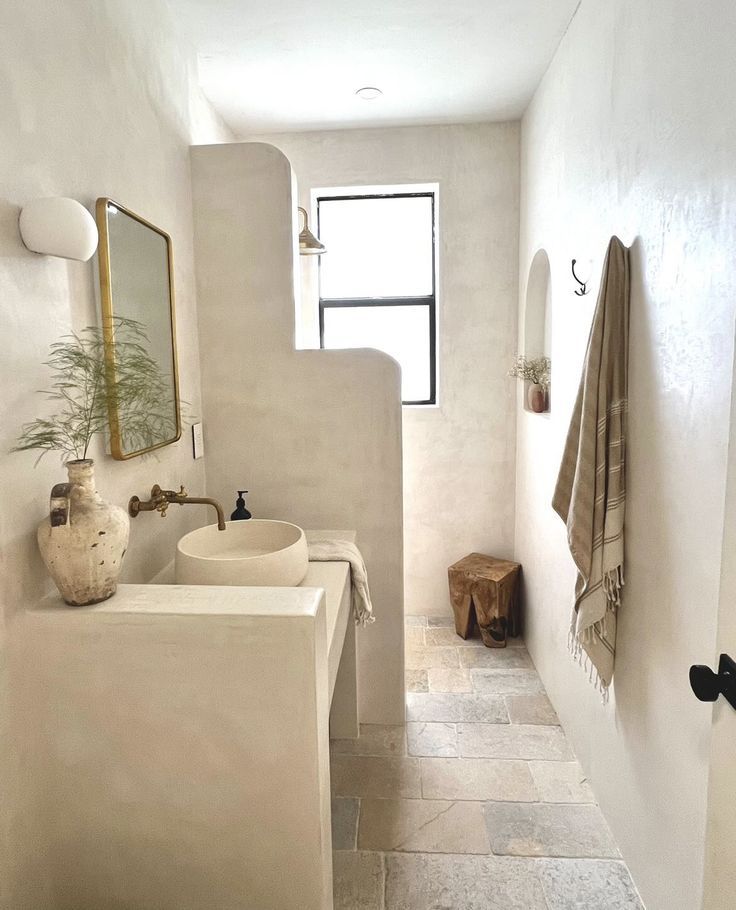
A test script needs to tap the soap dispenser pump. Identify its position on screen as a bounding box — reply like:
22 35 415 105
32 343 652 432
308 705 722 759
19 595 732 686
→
231 491 252 521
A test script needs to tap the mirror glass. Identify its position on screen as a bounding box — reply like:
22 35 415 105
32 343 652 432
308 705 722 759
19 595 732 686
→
95 198 181 459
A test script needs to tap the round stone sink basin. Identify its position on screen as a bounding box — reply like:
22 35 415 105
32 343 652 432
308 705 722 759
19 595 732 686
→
175 520 308 587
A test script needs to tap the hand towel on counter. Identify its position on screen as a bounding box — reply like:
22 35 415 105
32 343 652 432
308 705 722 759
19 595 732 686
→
307 539 375 626
552 236 631 694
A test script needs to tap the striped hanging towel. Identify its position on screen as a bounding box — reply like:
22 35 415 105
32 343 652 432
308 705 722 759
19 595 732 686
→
552 236 631 693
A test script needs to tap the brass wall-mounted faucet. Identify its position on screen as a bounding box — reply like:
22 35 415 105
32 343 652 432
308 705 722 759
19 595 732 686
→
129 484 227 531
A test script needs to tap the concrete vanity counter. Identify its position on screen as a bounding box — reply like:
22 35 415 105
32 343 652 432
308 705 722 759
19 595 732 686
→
21 529 359 910
303 530 357 730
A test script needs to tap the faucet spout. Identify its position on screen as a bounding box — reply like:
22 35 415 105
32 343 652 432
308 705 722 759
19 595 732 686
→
174 494 227 531
129 484 227 531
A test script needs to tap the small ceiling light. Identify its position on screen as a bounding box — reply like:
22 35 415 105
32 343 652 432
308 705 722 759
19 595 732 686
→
355 86 383 101
298 207 326 256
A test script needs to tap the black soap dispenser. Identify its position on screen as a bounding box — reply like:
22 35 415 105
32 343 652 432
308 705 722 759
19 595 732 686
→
231 490 252 521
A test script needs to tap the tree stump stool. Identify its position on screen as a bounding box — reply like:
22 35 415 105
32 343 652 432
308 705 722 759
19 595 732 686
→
447 553 521 648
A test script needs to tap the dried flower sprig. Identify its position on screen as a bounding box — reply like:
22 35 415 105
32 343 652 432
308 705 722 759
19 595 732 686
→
508 354 551 389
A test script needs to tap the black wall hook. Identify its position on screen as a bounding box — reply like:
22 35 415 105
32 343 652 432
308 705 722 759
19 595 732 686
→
690 653 736 710
571 259 590 296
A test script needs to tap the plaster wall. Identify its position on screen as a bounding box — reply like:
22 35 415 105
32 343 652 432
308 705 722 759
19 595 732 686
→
0 2 231 904
516 1 736 908
249 124 520 616
190 142 405 724
702 317 736 910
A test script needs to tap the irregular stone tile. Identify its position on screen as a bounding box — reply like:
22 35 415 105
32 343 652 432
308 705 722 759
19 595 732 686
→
333 850 385 910
426 627 528 648
506 694 560 725
529 761 594 803
331 724 406 757
421 758 538 801
405 615 427 627
460 647 534 669
404 626 425 647
424 617 526 641
427 668 473 693
458 723 573 761
331 797 360 850
425 627 482 647
470 669 545 695
405 669 429 693
405 645 460 670
331 755 421 799
537 858 644 909
359 798 490 854
385 853 549 909
406 722 458 757
484 802 620 858
407 692 508 723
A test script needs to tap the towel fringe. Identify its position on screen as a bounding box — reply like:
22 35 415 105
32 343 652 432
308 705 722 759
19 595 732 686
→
568 599 615 705
567 635 611 704
603 564 624 608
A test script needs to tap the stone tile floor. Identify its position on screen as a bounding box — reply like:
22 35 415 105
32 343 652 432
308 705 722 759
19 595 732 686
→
330 614 644 909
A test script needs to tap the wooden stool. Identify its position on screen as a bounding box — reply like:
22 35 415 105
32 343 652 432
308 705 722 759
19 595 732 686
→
448 553 521 648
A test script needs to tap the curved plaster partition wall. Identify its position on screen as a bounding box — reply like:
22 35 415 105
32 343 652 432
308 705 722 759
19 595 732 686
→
190 141 405 727
522 248 552 413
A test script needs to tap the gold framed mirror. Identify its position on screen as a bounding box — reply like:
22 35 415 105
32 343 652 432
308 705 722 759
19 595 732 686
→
95 198 181 459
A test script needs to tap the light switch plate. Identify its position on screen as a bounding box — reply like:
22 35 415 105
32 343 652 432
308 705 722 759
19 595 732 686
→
191 422 204 459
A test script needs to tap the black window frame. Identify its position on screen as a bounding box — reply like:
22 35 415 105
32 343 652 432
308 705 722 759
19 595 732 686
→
317 191 437 406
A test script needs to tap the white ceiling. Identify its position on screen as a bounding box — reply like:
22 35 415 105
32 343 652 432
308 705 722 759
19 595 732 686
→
175 0 580 136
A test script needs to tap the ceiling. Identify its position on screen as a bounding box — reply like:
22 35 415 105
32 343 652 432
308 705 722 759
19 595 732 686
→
175 0 580 136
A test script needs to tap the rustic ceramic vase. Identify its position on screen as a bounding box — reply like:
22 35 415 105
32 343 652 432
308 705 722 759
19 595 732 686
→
527 383 547 413
37 459 130 606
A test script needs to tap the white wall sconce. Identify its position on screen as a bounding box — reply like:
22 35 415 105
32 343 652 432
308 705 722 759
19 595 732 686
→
19 197 99 262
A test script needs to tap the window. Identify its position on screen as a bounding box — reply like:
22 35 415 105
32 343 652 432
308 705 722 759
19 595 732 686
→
317 191 437 405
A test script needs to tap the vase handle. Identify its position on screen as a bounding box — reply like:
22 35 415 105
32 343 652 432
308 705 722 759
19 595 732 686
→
49 482 74 528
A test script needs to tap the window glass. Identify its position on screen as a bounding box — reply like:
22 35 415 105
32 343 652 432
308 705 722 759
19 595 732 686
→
319 196 433 299
322 304 431 402
317 191 436 405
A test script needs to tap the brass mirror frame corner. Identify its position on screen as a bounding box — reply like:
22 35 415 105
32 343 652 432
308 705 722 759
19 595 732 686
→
95 197 182 461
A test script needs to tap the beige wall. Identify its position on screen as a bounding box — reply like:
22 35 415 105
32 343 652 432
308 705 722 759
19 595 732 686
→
0 1 231 904
250 124 520 616
702 315 736 910
516 1 736 908
190 142 405 725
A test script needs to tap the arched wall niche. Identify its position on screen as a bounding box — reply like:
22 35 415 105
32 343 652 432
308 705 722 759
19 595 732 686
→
522 248 552 413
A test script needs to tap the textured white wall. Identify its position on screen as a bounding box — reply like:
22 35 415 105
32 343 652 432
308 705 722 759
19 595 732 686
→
703 324 736 909
516 1 736 908
249 124 520 616
190 142 405 725
0 2 231 905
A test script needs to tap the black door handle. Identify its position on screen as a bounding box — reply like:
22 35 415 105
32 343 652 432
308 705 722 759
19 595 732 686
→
690 654 736 710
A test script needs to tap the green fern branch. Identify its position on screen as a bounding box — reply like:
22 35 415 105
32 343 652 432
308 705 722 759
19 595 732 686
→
13 317 183 464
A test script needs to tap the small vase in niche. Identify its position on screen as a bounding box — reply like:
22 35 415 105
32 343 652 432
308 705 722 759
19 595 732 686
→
37 459 130 606
527 383 547 413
